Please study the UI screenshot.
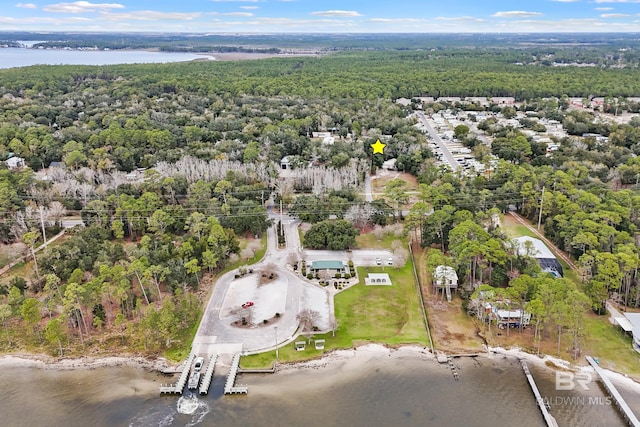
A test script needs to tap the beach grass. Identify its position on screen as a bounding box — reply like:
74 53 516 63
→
241 261 429 369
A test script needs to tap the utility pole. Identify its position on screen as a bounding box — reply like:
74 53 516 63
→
38 205 47 244
280 199 283 236
274 326 279 368
537 186 545 231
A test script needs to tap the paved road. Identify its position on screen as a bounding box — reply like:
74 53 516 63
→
364 173 373 202
416 112 460 171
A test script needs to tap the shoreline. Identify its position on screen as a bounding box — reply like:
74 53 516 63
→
0 353 171 372
2 344 640 393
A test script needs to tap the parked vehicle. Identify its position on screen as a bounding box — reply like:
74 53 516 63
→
193 356 204 372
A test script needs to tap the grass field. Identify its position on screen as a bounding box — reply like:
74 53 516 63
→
241 261 428 368
354 232 397 249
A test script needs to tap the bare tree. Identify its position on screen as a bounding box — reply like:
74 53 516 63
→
344 204 374 230
287 252 299 270
296 309 321 333
391 239 403 254
372 225 384 241
393 247 409 269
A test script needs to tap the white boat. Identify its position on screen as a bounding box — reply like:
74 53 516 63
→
187 371 201 390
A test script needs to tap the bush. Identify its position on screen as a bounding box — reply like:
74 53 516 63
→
307 273 313 279
344 273 351 279
275 312 280 318
334 273 342 278
315 273 320 279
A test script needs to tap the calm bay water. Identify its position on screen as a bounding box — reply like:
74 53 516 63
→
0 352 636 427
0 48 211 69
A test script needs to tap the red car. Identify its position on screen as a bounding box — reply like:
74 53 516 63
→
242 301 254 308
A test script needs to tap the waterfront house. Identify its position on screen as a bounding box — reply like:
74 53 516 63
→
433 265 458 301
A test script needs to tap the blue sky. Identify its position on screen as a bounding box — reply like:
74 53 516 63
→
4 0 640 33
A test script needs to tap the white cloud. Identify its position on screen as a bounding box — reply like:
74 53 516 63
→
369 18 421 23
210 0 259 2
240 6 258 9
222 12 253 16
492 11 543 18
552 0 580 2
43 1 124 13
601 13 631 17
595 7 614 10
435 16 487 22
311 10 362 17
100 10 201 21
16 3 37 8
595 0 640 3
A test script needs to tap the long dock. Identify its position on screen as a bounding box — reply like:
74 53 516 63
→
586 356 640 427
199 354 218 395
224 353 248 395
159 353 195 395
521 361 558 427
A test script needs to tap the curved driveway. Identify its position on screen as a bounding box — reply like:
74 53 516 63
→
192 212 395 357
193 213 318 356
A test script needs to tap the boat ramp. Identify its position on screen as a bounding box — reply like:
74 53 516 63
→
199 354 218 395
224 353 248 395
160 353 196 395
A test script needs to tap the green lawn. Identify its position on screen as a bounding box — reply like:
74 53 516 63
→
581 313 640 377
241 261 429 369
355 232 396 249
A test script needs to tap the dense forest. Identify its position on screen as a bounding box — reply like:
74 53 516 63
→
0 39 639 358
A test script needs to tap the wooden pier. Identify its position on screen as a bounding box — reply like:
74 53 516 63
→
224 353 248 395
586 356 640 427
521 361 558 427
159 353 196 395
199 354 218 395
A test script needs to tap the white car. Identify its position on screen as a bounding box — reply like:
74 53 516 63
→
193 356 204 372
387 258 393 266
375 258 381 265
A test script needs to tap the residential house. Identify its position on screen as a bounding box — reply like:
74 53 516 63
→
5 156 25 170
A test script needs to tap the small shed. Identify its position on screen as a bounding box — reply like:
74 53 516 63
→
365 273 392 286
382 158 397 171
280 156 291 170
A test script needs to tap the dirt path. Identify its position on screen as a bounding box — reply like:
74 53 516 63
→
508 212 580 274
0 230 66 278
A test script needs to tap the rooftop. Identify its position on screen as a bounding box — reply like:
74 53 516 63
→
311 260 344 270
513 236 556 260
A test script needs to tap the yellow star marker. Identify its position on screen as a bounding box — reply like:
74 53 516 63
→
371 139 386 154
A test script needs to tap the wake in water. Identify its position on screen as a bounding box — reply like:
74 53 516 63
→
129 395 210 427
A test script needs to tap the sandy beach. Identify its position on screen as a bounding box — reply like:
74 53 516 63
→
0 353 170 371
